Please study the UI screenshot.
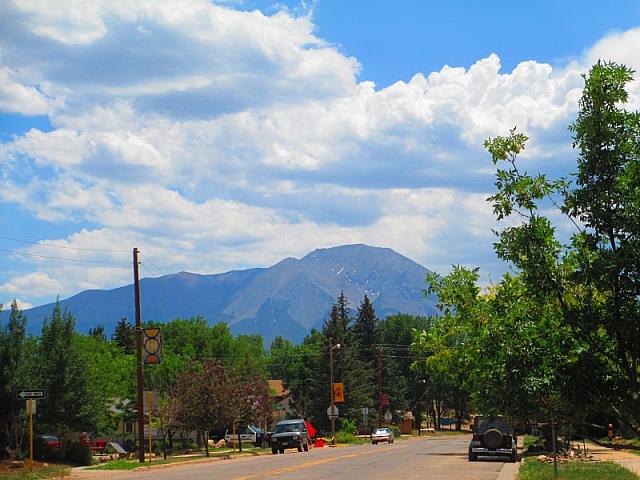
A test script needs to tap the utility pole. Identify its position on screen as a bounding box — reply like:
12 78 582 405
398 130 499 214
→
377 347 383 428
133 248 145 463
329 336 335 445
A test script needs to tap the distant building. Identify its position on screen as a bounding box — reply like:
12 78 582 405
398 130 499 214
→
268 379 291 423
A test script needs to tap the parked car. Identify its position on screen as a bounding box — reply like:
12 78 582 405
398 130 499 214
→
270 419 309 454
371 427 394 445
468 416 517 462
41 435 62 449
224 424 264 447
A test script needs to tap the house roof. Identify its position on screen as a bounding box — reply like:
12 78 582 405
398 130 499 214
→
268 379 289 397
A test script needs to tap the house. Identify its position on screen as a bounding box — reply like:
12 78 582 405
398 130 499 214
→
268 379 292 422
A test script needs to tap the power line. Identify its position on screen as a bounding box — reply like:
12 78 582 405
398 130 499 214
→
140 252 168 276
0 235 130 253
0 247 130 264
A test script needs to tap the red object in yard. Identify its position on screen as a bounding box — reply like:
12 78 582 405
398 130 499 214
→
315 438 325 448
94 439 107 452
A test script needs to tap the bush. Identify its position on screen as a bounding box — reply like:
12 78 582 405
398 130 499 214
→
390 426 401 438
335 431 358 444
65 441 93 466
34 437 64 462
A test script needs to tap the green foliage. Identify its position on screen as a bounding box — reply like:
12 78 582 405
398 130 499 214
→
38 302 95 434
415 61 640 432
0 300 32 456
518 460 638 480
112 318 135 354
64 441 93 466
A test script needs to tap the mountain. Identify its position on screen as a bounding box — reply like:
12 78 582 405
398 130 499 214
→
20 244 439 343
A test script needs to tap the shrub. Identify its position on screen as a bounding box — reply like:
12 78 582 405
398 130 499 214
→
34 437 64 462
335 431 358 444
65 441 93 466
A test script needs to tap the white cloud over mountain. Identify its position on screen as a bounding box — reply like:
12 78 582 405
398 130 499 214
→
1 0 639 306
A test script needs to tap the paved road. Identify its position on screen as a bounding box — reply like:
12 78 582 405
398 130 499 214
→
72 435 517 480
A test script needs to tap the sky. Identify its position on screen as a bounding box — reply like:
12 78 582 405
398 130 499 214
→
1 0 640 311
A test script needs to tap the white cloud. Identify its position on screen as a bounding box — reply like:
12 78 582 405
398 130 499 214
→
0 67 51 115
1 271 63 297
1 299 33 311
0 1 639 308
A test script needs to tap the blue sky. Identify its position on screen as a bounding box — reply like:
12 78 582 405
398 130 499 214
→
1 0 639 310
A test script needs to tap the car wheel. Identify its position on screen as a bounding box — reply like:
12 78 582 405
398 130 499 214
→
510 449 517 463
271 448 277 454
372 441 377 445
279 448 284 454
388 439 392 444
303 441 309 452
297 441 303 452
468 449 477 462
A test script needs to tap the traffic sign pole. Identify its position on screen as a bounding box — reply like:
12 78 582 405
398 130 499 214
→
28 399 33 470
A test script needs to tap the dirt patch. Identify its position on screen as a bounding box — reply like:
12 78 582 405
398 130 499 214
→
0 459 71 474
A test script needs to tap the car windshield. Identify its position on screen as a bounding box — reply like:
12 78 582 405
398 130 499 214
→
276 423 303 433
374 428 390 434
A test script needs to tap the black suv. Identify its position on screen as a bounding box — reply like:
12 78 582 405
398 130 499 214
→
468 416 517 462
270 419 309 454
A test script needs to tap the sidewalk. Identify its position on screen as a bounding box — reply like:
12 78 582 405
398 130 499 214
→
586 441 640 476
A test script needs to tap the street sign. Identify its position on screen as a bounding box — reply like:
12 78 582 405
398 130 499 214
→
332 383 345 403
143 328 161 364
327 405 339 419
18 389 45 400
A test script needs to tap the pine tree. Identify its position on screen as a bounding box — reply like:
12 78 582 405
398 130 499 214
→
38 302 94 433
112 317 135 354
353 295 377 360
88 324 106 342
0 300 29 453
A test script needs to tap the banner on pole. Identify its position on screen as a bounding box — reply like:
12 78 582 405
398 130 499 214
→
143 328 161 364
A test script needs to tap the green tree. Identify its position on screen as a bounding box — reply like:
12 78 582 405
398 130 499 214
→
112 317 135 354
38 302 95 434
0 300 32 455
481 61 640 428
88 324 106 342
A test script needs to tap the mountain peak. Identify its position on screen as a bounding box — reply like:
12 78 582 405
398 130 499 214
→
21 245 438 343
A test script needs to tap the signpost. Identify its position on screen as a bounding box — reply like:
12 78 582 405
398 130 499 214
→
327 405 339 420
18 389 44 470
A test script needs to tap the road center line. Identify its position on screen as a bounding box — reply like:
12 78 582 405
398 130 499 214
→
236 445 408 480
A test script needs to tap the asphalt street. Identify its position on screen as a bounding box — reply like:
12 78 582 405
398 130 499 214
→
71 435 517 480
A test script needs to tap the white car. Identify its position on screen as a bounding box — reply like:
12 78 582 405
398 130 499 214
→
372 427 394 444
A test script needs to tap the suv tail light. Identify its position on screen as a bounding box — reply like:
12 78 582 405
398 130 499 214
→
472 434 481 442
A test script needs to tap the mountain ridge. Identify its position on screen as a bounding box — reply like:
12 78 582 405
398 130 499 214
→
18 244 439 343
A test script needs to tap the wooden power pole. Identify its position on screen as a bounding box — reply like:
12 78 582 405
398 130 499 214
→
133 248 145 463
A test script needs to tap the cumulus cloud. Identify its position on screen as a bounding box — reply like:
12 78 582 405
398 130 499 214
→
0 67 51 115
0 0 638 305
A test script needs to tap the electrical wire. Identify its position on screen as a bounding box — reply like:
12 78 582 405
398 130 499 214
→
0 247 131 264
0 235 130 253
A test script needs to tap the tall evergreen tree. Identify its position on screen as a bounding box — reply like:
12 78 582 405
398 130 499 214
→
38 302 94 433
88 324 106 342
352 295 377 361
112 317 135 354
0 300 29 454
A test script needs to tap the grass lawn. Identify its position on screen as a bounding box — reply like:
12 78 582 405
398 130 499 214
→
518 461 639 479
0 465 71 480
88 447 269 470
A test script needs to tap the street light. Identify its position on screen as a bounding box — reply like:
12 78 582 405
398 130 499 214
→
329 337 341 445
